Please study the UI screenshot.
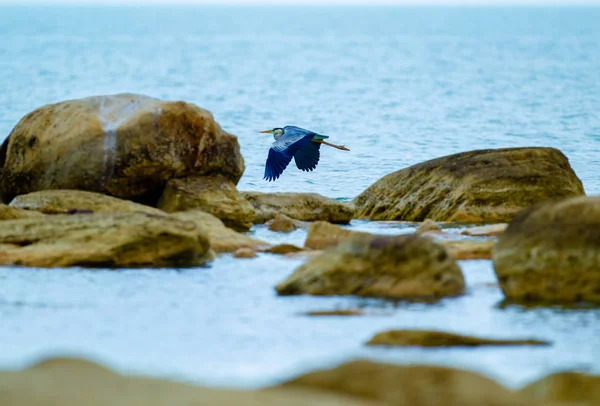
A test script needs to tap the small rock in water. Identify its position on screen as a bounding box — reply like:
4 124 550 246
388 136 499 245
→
304 221 369 250
415 219 442 235
233 247 257 259
366 330 549 347
304 310 365 316
276 233 465 300
264 244 305 255
493 195 600 303
461 223 508 237
267 213 301 233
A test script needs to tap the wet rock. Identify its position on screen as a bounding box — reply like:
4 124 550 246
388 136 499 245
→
0 212 211 268
518 371 600 406
353 147 584 223
10 189 164 216
279 359 527 406
241 192 354 224
0 203 44 220
304 221 368 250
171 210 269 253
266 213 305 233
415 219 442 235
157 175 255 231
366 330 549 347
461 223 508 237
233 247 257 259
304 310 365 316
0 93 244 204
0 357 382 406
264 244 305 255
276 233 465 300
439 239 495 260
492 195 600 303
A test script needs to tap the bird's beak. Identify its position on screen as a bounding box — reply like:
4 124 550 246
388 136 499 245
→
259 129 272 133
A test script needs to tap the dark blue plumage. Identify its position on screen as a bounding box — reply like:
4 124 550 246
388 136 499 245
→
263 126 328 182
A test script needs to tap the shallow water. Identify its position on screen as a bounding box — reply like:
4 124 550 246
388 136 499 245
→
1 5 600 389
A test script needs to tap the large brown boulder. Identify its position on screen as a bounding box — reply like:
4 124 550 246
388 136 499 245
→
10 189 165 216
241 192 354 224
171 210 269 253
157 175 255 230
276 233 465 300
279 360 530 406
0 212 211 268
517 371 600 406
353 147 584 223
0 357 382 406
0 94 244 204
493 195 600 303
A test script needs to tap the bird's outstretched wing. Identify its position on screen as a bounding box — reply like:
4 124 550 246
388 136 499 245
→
294 141 321 171
264 128 316 181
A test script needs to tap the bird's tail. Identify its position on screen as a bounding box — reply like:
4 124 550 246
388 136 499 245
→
313 134 329 140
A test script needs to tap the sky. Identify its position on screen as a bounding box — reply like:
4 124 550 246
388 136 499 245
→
1 0 600 4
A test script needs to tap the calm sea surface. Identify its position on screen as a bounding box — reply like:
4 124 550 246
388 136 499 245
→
0 5 599 389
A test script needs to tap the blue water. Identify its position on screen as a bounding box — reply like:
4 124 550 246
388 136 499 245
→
1 5 600 389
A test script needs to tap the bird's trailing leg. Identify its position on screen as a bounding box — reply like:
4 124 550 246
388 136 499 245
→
315 140 350 151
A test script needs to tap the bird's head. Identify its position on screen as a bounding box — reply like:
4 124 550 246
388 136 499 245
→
260 127 284 140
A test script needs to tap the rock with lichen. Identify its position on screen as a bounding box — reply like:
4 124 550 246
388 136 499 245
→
276 233 465 300
241 192 354 224
353 147 584 223
493 195 600 303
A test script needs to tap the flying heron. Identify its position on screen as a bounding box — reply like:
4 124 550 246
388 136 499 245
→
260 126 350 181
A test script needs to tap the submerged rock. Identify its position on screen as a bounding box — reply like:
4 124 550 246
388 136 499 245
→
241 192 354 224
171 210 269 253
0 357 382 406
0 203 44 220
0 212 211 268
366 330 549 347
353 147 584 223
0 93 244 204
276 233 465 300
304 221 368 250
304 310 365 316
264 244 305 255
493 195 600 303
10 189 164 216
518 371 600 406
461 223 508 237
279 359 526 406
158 175 255 231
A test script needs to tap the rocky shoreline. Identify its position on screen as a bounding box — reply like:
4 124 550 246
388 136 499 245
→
0 94 598 404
